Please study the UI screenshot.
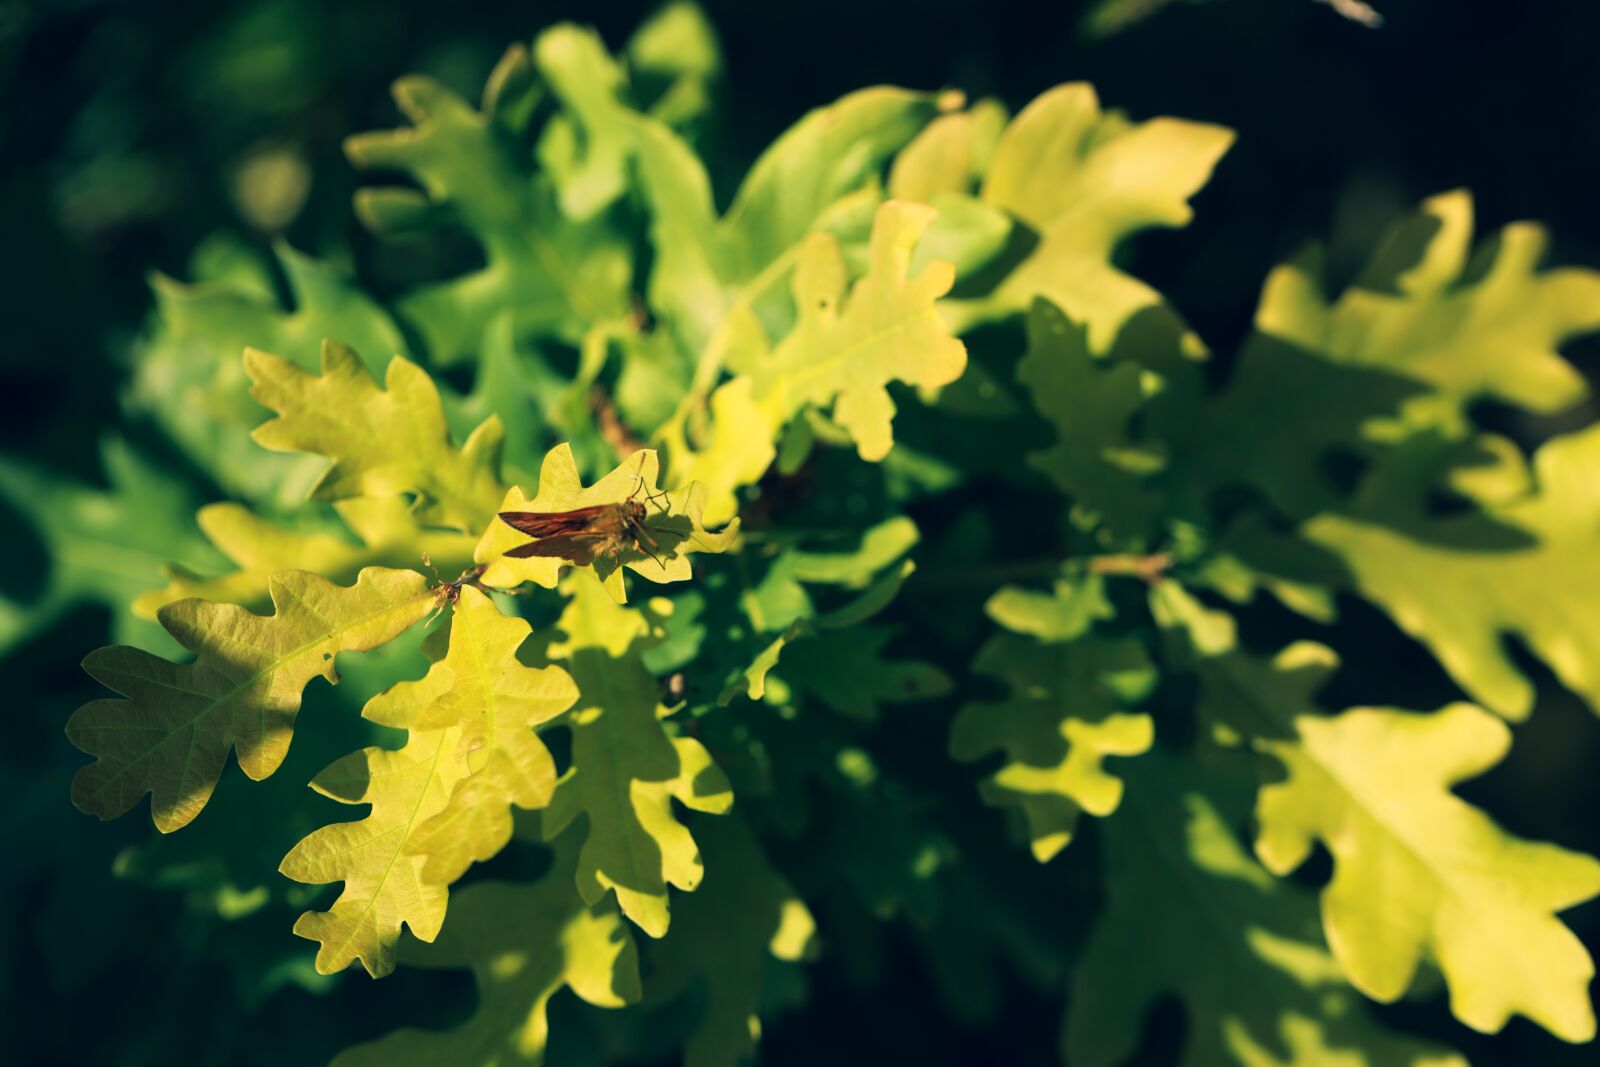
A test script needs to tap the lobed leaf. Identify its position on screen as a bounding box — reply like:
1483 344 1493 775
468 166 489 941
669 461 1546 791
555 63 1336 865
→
68 567 432 832
388 586 577 884
1303 426 1600 719
246 341 507 532
281 721 467 978
1066 749 1467 1067
946 82 1234 348
1015 298 1166 540
633 85 938 357
331 839 640 1066
1257 702 1600 1042
475 443 737 603
130 241 410 507
0 437 222 656
347 51 632 361
282 586 575 975
1155 583 1600 1042
952 575 1157 861
538 571 733 936
1254 190 1600 432
646 816 815 1067
672 199 967 522
135 496 478 618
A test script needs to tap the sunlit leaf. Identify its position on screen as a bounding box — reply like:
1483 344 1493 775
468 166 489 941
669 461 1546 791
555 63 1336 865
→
951 576 1156 861
331 838 639 1065
69 567 431 831
946 83 1233 348
246 342 507 532
474 443 737 603
538 571 733 936
347 54 632 362
1066 749 1468 1067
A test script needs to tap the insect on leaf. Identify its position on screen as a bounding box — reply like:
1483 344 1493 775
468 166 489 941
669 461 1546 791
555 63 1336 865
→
475 443 737 603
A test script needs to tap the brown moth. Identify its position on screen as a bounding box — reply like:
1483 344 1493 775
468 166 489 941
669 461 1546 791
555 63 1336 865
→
497 479 673 569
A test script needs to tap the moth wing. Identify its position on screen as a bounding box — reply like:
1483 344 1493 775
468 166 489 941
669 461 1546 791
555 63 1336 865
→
503 532 607 566
498 507 607 537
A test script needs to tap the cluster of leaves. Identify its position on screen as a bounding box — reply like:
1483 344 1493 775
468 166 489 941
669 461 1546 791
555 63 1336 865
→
32 5 1600 1064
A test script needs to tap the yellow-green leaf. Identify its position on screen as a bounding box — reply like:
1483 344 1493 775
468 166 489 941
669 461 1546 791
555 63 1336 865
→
246 341 507 532
388 586 577 884
951 577 1156 861
1153 583 1600 1042
1304 425 1600 720
1067 749 1468 1067
475 443 736 603
67 567 431 832
281 719 467 978
331 838 640 1066
1255 190 1600 431
673 199 967 521
134 496 478 618
1256 702 1600 1041
949 83 1233 348
282 586 576 975
539 571 733 936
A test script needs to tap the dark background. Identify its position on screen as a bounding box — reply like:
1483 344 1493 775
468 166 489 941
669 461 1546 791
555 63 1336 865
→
3 1 1598 1064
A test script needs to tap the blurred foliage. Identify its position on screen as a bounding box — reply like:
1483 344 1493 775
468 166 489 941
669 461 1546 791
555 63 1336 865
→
5 2 1600 1066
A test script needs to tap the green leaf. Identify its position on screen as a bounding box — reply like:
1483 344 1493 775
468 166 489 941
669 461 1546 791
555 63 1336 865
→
951 578 1156 861
984 571 1113 642
282 586 575 974
347 59 632 361
474 443 738 603
647 816 815 1067
1302 425 1600 720
629 83 938 465
625 1 723 131
1176 192 1600 522
633 85 936 351
948 83 1233 348
1256 702 1600 1041
129 242 410 507
387 586 577 884
68 567 431 832
1016 299 1166 538
886 97 1008 202
331 839 640 1066
134 496 478 618
0 437 222 655
672 199 968 521
112 622 439 918
280 723 465 978
533 24 634 221
704 517 930 708
746 516 921 629
1154 583 1600 1041
1253 190 1600 432
539 571 733 936
245 341 507 532
776 626 951 720
1066 749 1467 1067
